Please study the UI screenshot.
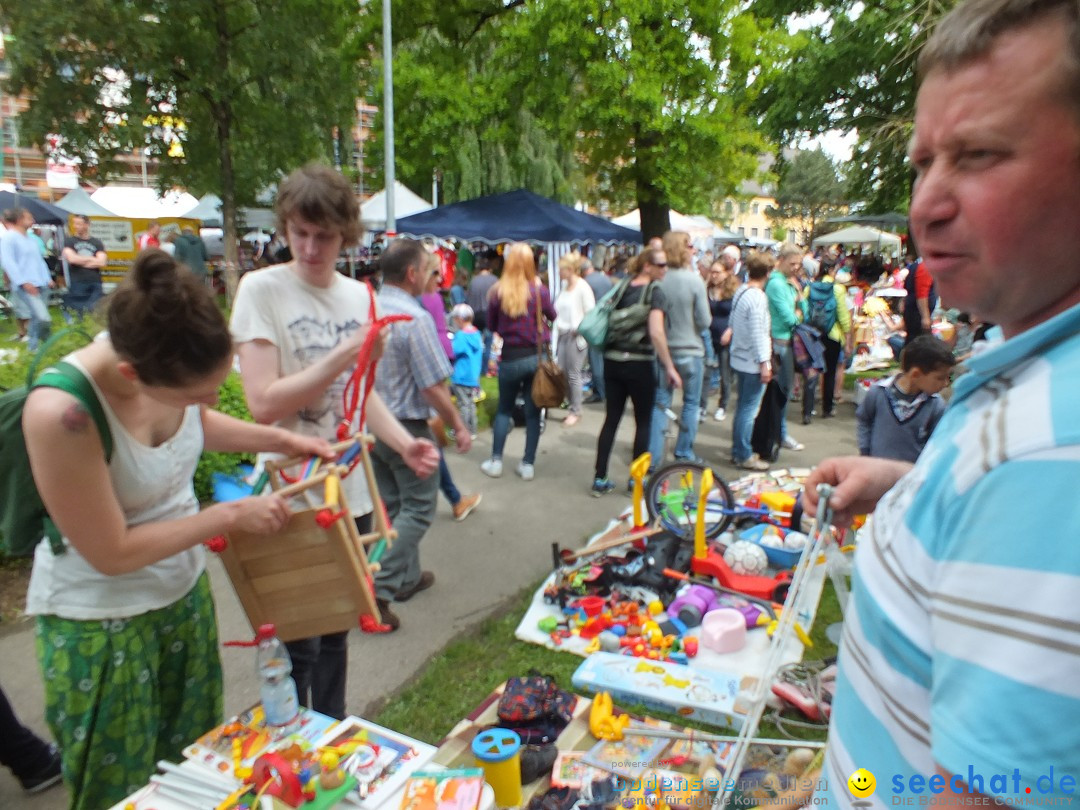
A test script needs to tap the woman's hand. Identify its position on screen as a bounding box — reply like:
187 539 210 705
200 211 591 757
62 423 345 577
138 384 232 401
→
222 494 292 535
721 327 732 347
666 365 683 389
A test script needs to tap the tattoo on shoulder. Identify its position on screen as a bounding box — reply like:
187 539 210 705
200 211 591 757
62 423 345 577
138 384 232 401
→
60 403 92 434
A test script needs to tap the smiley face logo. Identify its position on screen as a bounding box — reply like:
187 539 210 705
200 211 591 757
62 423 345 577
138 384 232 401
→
848 769 876 798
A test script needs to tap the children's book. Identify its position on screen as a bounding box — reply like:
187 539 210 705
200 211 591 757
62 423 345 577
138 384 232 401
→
182 703 339 776
550 751 610 790
312 716 438 809
580 732 669 780
398 768 485 810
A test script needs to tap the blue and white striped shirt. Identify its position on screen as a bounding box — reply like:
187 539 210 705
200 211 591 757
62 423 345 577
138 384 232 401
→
818 301 1080 807
374 285 453 420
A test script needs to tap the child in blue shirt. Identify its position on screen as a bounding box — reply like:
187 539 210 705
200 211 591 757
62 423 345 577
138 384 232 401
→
450 304 483 438
856 335 955 463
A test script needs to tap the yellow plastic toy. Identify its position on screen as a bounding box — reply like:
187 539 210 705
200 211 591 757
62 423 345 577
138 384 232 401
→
629 453 652 528
589 691 631 741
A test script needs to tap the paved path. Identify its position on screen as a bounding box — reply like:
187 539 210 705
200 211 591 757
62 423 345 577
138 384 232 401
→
0 394 860 807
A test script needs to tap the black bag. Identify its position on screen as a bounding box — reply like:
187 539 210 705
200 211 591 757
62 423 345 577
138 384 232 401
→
751 379 785 463
604 281 655 354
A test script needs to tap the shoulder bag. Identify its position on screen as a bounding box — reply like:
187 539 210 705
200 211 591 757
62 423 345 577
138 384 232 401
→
530 286 569 408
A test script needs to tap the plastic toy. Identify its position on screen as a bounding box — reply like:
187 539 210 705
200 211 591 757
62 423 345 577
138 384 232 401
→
722 541 769 575
700 609 747 654
588 691 631 741
629 452 652 529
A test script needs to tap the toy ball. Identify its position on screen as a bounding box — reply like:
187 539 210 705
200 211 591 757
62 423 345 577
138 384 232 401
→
723 541 769 575
783 532 809 551
598 631 622 653
758 531 786 549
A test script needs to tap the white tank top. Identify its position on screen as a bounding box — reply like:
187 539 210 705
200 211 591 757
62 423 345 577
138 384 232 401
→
26 356 207 619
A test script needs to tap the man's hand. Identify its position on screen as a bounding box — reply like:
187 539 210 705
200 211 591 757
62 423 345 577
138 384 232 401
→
760 362 773 384
22 283 39 295
403 437 440 478
342 322 389 367
453 428 472 454
276 431 336 461
802 455 913 526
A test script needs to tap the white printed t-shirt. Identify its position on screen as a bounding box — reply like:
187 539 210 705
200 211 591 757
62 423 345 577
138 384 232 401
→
230 264 376 515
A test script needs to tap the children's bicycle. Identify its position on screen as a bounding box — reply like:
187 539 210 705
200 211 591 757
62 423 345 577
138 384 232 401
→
644 461 788 540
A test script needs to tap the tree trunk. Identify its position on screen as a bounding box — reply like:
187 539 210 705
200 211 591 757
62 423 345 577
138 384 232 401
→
213 0 240 303
632 122 669 244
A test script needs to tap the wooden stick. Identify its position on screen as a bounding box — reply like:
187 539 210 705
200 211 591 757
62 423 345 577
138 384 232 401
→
273 469 331 499
560 526 662 563
268 435 374 473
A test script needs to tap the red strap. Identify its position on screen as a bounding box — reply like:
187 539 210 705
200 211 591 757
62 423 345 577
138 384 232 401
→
337 281 413 449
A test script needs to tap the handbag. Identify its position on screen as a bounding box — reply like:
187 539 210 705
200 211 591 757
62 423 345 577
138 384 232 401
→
577 277 629 348
530 286 568 408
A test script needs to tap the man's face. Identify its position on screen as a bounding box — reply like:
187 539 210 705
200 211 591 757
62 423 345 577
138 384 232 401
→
74 218 90 238
646 251 668 281
781 255 802 278
720 253 736 272
909 18 1080 337
19 211 35 231
284 216 344 275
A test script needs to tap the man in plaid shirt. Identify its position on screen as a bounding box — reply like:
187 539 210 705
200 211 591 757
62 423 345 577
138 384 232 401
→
372 239 470 631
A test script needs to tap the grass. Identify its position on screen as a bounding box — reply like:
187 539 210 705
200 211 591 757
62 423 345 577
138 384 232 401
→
373 574 842 746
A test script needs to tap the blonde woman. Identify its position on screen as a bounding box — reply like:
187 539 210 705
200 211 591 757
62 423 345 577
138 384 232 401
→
554 252 596 426
480 243 556 480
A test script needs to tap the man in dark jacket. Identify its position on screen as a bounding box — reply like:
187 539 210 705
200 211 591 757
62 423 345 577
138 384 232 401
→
173 226 210 283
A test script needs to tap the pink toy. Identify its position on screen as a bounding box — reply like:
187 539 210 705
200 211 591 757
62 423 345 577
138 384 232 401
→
701 608 747 654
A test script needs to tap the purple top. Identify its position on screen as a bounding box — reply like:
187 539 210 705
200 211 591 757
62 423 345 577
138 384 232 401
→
488 283 557 360
420 292 454 360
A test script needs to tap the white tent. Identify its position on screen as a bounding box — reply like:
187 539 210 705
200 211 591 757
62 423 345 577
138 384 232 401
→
360 182 433 230
90 186 200 220
812 225 902 250
183 193 223 224
55 187 118 217
612 208 722 242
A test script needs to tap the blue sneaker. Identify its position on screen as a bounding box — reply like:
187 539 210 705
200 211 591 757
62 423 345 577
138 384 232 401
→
591 478 616 497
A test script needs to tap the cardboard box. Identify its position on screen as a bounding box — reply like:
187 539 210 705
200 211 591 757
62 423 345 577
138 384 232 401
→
572 652 752 730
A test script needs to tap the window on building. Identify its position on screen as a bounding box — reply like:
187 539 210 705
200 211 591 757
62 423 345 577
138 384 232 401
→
752 203 759 215
725 200 734 216
751 228 758 237
738 226 746 236
739 201 748 214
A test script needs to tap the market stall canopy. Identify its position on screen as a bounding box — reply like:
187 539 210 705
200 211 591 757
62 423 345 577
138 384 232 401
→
361 182 434 230
812 225 902 249
824 212 908 230
0 191 68 225
89 186 199 220
397 189 640 245
55 187 118 217
183 193 223 225
612 208 731 242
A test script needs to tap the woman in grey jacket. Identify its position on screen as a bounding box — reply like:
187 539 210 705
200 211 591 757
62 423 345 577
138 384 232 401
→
728 253 774 470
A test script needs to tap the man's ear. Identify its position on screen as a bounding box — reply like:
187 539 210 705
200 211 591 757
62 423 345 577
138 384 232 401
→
116 361 139 383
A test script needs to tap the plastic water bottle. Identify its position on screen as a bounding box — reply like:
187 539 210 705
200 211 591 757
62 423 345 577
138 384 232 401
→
255 624 299 733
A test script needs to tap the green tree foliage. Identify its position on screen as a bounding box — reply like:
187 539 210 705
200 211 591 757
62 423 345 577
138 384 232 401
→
2 0 359 295
753 0 956 212
500 0 788 240
364 0 791 240
768 148 846 243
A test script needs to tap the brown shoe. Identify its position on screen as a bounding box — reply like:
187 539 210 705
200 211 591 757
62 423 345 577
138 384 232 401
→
452 493 482 522
735 456 770 471
394 571 435 602
375 599 400 631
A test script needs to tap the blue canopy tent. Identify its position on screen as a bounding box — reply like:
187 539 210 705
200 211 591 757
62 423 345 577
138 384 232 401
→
0 191 68 225
396 189 640 327
395 188 641 246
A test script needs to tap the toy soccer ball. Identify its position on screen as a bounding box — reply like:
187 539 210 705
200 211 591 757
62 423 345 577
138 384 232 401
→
783 532 809 551
758 530 786 549
723 540 769 575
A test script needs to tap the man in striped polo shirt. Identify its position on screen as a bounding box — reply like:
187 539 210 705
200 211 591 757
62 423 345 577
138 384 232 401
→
803 0 1080 805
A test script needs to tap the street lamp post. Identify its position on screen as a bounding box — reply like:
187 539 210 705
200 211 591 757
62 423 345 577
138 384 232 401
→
382 0 395 233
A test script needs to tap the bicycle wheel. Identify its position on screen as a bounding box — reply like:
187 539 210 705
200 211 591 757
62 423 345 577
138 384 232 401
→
644 462 735 540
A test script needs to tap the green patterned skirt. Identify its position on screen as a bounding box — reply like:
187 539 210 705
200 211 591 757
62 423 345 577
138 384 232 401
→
36 572 224 810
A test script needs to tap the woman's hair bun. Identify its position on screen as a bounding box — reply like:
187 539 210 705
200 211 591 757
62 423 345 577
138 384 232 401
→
130 248 180 294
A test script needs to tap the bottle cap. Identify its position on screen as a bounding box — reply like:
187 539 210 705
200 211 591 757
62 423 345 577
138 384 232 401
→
256 623 277 641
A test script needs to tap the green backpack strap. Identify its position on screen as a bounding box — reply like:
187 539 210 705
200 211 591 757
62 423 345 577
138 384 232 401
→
32 361 113 462
31 361 114 556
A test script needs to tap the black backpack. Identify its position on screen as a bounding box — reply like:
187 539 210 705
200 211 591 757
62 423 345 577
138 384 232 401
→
605 281 655 353
0 342 112 557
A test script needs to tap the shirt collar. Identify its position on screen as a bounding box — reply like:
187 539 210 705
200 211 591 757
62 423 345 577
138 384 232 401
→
955 301 1080 398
